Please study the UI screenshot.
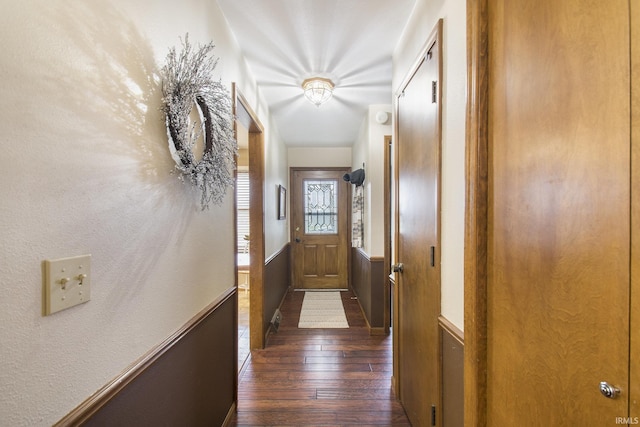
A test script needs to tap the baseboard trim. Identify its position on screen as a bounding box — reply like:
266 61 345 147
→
222 402 237 427
354 294 388 336
55 286 237 426
369 326 387 336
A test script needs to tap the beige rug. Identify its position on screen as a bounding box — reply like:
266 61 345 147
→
298 291 349 328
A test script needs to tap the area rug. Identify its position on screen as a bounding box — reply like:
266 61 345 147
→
297 291 349 328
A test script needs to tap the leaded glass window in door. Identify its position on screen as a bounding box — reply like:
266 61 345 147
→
304 180 338 234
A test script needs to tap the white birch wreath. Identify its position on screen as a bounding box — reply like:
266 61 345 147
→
160 35 237 210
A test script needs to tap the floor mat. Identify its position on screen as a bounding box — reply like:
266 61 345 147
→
297 291 349 328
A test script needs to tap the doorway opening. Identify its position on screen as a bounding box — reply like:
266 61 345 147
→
235 120 250 371
233 85 266 372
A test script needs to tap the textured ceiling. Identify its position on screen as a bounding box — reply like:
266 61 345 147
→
217 0 416 147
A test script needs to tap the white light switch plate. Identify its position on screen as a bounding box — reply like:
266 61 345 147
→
44 255 91 315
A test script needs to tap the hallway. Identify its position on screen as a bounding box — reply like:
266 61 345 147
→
232 290 410 426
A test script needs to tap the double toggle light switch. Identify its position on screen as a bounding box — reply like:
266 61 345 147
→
44 255 91 315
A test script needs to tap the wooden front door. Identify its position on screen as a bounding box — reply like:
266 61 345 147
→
395 23 442 426
291 168 350 289
483 1 632 424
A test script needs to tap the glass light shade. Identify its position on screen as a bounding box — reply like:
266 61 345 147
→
302 77 334 107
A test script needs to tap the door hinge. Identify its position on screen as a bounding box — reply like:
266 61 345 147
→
432 81 437 103
430 246 435 267
431 405 436 426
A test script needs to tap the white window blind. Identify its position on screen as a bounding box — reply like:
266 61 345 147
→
236 170 250 253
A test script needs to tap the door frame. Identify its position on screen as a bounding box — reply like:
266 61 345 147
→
232 85 266 351
289 167 352 290
464 0 489 424
383 135 392 335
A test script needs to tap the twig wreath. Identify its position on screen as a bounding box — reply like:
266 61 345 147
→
160 34 237 209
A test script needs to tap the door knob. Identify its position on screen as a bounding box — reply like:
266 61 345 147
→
392 263 404 273
295 238 301 243
599 381 620 399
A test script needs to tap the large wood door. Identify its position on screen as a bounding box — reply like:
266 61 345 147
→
484 1 631 424
291 168 350 289
395 24 442 426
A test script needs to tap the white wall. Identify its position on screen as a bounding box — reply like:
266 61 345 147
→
264 115 290 257
393 0 466 330
352 106 392 257
288 147 353 168
0 1 280 425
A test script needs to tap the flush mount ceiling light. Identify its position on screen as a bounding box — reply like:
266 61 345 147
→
302 77 334 107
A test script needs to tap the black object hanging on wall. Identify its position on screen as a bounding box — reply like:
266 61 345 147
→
343 168 365 187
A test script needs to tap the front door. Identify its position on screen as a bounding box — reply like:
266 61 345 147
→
291 168 350 289
395 25 442 426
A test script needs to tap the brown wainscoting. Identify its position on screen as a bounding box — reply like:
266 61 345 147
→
264 243 290 338
351 247 386 334
439 316 464 427
55 287 237 427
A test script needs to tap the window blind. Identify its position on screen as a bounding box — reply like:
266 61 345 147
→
236 171 250 253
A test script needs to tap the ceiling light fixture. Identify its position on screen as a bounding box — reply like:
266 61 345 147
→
302 77 334 107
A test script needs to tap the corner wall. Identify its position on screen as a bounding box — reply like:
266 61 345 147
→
351 105 392 257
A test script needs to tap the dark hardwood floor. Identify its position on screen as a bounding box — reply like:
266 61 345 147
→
231 289 410 426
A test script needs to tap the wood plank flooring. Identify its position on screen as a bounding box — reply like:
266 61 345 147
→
231 290 410 426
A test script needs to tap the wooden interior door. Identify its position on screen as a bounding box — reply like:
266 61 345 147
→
486 1 631 424
291 168 350 289
395 23 442 426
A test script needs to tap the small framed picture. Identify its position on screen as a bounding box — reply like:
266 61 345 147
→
278 185 287 220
